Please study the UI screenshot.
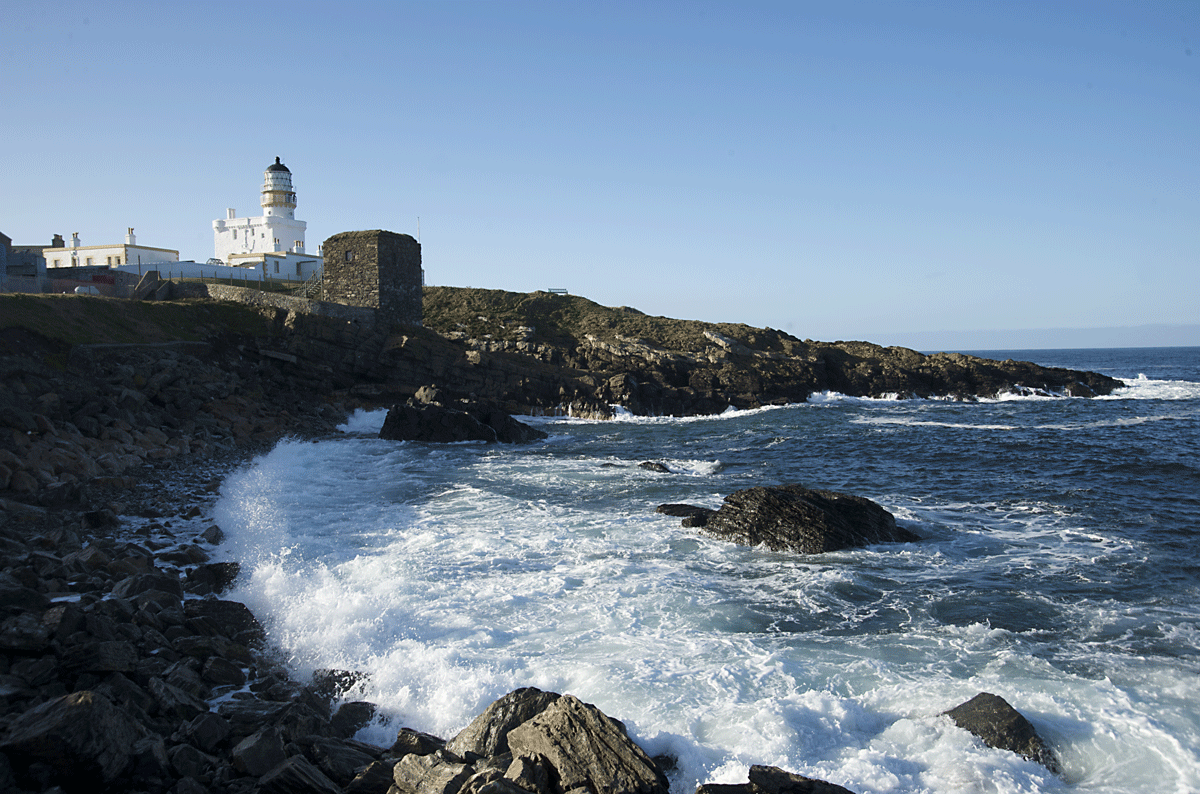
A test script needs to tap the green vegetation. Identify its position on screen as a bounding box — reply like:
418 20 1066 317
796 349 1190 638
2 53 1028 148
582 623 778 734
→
422 286 802 353
0 293 276 347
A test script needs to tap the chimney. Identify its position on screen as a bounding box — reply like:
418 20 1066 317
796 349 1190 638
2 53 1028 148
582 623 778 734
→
126 227 136 245
51 233 64 248
227 208 236 219
71 233 80 248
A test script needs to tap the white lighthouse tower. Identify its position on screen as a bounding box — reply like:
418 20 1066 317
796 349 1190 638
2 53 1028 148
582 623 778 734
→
212 157 321 280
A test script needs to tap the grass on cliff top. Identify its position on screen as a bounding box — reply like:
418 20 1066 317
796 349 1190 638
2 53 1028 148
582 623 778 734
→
0 293 276 346
422 286 809 354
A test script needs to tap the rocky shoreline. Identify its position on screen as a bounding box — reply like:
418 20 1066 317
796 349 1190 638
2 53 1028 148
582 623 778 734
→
2 293 1091 792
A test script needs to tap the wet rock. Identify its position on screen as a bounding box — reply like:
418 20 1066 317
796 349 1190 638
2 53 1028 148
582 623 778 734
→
695 484 919 555
391 727 448 758
232 725 288 776
346 759 398 794
505 693 669 794
446 686 561 759
258 754 343 794
184 561 241 594
303 736 378 786
639 461 671 473
943 692 1061 773
379 402 547 444
331 700 377 738
0 690 149 789
697 764 858 794
655 503 714 528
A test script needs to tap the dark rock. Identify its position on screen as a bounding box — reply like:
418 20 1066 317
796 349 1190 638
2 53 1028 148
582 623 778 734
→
639 461 671 473
179 711 232 753
232 725 288 776
696 484 919 555
0 690 149 789
445 686 561 759
111 572 183 600
148 676 210 721
303 736 378 786
379 402 547 444
346 759 399 794
390 726 447 757
184 598 265 644
943 692 1061 773
312 667 371 700
201 655 247 686
168 741 217 779
184 561 241 594
331 700 377 738
655 503 715 527
0 613 54 655
60 640 139 675
697 764 858 794
259 754 343 794
505 693 669 794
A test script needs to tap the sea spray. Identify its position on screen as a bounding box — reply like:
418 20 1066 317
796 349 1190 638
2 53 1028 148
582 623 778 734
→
214 349 1200 793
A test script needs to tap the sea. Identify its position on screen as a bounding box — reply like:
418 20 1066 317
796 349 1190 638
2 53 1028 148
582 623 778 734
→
210 347 1200 794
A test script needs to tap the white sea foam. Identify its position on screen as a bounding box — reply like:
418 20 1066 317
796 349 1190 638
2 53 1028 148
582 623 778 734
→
212 426 1200 794
1100 375 1200 401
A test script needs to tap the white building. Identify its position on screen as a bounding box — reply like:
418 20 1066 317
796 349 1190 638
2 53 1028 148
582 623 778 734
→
43 229 178 270
211 157 322 281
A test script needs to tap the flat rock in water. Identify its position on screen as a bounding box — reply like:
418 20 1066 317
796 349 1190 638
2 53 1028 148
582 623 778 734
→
943 692 1061 773
697 764 858 793
379 403 547 444
655 503 715 527
695 484 918 555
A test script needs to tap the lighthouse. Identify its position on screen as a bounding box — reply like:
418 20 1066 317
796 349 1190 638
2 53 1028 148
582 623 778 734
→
261 157 297 220
211 157 320 280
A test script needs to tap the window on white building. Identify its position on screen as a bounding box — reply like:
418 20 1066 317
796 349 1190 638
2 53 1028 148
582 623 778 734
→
86 257 93 266
115 256 121 264
233 230 237 239
274 261 279 273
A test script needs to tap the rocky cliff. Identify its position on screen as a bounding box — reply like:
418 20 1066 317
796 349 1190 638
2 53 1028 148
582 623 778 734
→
0 288 1123 505
419 287 1124 416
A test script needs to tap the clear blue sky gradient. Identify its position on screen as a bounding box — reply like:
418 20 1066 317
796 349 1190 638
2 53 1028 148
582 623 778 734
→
3 1 1197 349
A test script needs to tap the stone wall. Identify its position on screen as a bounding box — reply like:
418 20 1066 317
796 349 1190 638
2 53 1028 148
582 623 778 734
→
321 230 422 327
173 282 378 325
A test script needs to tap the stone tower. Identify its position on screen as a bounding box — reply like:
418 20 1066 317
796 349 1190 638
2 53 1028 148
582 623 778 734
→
321 230 423 326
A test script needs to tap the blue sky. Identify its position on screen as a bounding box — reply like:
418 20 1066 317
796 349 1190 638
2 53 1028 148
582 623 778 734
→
3 1 1196 349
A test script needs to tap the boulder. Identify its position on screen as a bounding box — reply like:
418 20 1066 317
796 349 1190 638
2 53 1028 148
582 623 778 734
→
379 402 547 444
943 692 1061 773
505 693 669 794
232 725 287 776
692 484 918 555
259 754 343 794
446 686 561 759
391 749 474 794
0 690 149 789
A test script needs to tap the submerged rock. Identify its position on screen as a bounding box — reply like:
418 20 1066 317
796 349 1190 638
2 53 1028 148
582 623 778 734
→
697 764 858 793
943 692 1061 773
685 484 918 554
